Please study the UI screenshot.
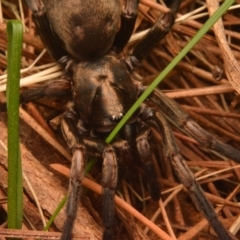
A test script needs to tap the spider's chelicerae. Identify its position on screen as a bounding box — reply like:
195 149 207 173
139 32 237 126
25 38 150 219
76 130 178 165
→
13 0 240 239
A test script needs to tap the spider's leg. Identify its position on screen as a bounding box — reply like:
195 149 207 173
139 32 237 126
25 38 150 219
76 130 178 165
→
150 89 240 162
101 146 118 240
113 0 139 53
83 139 119 240
61 109 119 240
125 0 180 70
23 0 68 61
20 78 72 103
148 108 237 240
136 126 160 201
84 136 134 240
60 142 86 240
112 138 132 167
60 110 87 240
0 78 71 111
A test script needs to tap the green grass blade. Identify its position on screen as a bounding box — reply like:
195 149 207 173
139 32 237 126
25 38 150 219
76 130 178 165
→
105 0 234 144
6 20 23 232
44 195 68 231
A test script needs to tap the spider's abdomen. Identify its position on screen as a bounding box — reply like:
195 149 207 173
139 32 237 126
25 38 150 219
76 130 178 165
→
42 0 121 61
72 56 140 132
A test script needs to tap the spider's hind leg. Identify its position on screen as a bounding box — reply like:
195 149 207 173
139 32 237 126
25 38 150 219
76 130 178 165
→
125 0 180 70
23 0 68 61
113 0 139 53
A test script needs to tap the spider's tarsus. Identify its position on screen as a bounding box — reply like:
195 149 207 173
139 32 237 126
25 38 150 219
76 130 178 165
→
103 229 114 240
102 189 115 223
60 221 74 240
144 162 161 201
102 189 115 240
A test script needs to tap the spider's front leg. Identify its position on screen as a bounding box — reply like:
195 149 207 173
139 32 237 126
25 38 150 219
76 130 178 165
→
61 108 119 240
101 146 118 240
60 144 86 240
60 110 87 240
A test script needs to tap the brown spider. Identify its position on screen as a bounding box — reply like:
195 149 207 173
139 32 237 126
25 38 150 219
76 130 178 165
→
6 0 239 239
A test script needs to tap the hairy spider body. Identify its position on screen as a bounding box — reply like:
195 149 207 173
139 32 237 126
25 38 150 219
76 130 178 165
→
17 0 240 239
40 0 121 61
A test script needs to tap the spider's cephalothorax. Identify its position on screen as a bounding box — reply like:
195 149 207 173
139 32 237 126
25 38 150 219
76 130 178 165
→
19 0 240 239
71 56 140 132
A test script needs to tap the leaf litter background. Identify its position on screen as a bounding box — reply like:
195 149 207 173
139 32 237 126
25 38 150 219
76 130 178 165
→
1 0 240 239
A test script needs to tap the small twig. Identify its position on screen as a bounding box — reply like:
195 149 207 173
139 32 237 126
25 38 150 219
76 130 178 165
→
206 0 240 94
159 199 177 240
